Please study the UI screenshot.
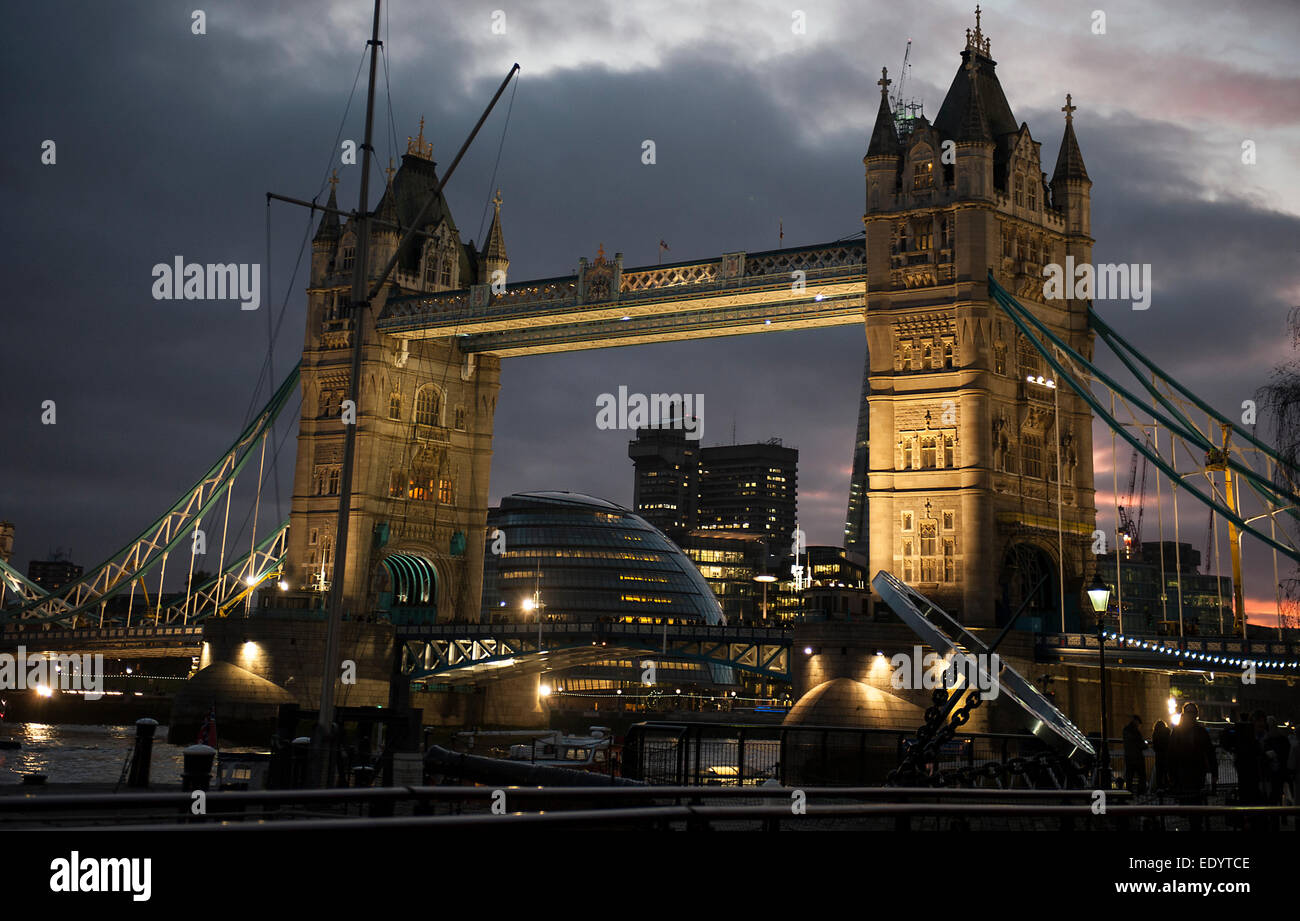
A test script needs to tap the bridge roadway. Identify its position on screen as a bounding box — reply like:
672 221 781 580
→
0 624 203 659
377 240 868 356
5 620 1292 683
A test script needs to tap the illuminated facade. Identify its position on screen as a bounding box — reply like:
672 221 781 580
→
861 15 1097 625
284 127 505 621
480 491 726 626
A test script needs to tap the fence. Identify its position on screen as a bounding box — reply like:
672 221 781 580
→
621 721 1239 791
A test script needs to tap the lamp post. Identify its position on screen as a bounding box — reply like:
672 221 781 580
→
755 574 777 624
1086 574 1113 788
522 592 543 650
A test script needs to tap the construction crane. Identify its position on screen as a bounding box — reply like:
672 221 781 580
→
891 39 912 111
1117 444 1149 558
890 40 924 135
1205 424 1247 634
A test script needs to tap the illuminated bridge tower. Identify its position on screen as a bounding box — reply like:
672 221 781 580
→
285 124 503 622
862 14 1097 626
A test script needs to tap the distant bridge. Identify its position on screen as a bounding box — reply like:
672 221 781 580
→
396 622 793 685
0 624 203 659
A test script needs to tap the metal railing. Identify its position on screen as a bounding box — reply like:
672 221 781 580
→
2 784 1293 831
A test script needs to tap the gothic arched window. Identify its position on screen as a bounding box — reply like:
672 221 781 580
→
920 524 938 581
920 436 937 469
1023 435 1044 479
414 385 441 426
912 146 934 190
389 391 402 420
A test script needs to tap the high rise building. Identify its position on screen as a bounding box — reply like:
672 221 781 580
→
696 440 798 552
627 423 699 538
843 352 870 559
27 554 83 591
628 435 799 622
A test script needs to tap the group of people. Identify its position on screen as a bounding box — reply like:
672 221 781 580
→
1120 705 1300 810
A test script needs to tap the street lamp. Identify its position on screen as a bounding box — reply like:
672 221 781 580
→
522 592 543 649
1086 574 1113 789
755 574 777 624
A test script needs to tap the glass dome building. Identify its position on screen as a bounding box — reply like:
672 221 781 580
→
481 491 726 626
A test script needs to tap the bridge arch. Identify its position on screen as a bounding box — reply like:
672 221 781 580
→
997 540 1057 629
375 553 439 624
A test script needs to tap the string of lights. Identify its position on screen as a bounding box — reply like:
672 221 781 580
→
1103 631 1300 672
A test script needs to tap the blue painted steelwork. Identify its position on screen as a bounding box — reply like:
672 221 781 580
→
5 366 301 625
378 553 438 625
987 273 1300 566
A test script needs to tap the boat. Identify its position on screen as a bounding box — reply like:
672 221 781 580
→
506 726 614 771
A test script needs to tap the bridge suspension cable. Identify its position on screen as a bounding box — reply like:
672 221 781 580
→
987 273 1300 636
1 366 301 627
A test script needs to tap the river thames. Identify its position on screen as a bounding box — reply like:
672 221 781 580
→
0 723 190 785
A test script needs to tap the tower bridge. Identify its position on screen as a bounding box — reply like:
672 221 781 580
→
6 11 1299 735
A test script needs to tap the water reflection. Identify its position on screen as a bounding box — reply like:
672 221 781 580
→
0 723 187 785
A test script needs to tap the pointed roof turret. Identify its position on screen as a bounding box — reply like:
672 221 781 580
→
866 67 901 158
953 56 991 143
934 8 1018 141
1051 94 1090 183
481 188 508 266
375 159 399 236
313 171 341 244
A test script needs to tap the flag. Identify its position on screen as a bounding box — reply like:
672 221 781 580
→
197 706 218 748
779 220 783 243
659 240 670 252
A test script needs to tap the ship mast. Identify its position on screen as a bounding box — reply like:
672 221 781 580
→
316 0 384 754
292 0 519 780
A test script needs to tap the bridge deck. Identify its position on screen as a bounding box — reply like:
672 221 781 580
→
377 240 868 355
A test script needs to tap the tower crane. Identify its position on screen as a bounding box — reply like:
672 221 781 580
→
1117 445 1149 558
891 39 912 112
890 40 923 131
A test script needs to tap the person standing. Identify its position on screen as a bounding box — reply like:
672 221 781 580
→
1285 722 1299 815
1151 719 1171 793
1168 703 1215 831
1122 715 1147 794
1234 711 1263 806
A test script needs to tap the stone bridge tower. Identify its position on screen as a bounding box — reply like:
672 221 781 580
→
861 13 1097 627
284 123 502 623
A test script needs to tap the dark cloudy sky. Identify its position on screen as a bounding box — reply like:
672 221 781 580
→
3 0 1298 623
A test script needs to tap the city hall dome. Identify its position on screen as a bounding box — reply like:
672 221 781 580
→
482 491 726 625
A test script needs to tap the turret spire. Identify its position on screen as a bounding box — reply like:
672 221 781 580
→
313 170 341 244
1052 93 1089 183
866 67 901 158
480 187 508 278
406 116 433 160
